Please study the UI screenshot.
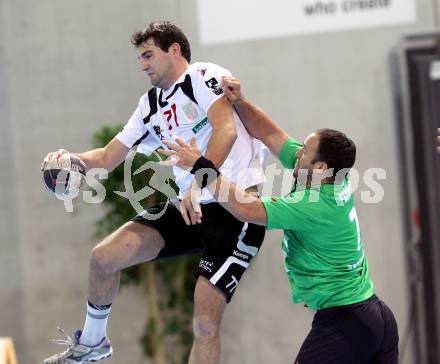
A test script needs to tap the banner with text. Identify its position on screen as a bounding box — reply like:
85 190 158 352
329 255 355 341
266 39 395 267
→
197 0 416 44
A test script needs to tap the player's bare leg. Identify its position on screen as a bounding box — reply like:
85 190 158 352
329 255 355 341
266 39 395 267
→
43 221 164 364
88 221 165 305
188 276 227 364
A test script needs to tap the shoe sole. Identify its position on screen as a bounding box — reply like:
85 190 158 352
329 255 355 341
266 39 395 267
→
87 348 113 362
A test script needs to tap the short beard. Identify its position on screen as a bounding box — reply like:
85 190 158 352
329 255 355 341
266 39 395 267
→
294 168 312 186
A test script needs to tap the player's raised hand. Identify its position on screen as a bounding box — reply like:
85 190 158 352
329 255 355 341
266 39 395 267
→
41 148 70 171
159 137 201 170
222 76 242 105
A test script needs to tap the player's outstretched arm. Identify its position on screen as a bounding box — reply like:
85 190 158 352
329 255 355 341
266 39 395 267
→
76 138 129 172
222 76 290 158
42 138 130 174
160 138 267 226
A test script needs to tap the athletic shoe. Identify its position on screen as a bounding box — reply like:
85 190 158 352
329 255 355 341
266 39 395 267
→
43 327 113 363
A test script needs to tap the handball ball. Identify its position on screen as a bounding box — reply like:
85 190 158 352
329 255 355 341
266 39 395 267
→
42 152 87 198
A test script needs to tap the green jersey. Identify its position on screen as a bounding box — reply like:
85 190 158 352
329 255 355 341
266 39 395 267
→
261 138 374 311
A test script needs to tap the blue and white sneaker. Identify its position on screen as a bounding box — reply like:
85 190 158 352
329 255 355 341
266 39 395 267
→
43 327 113 364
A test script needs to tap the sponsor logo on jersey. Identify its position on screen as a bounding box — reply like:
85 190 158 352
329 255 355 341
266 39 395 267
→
182 101 199 121
205 77 223 95
192 117 209 134
199 68 207 76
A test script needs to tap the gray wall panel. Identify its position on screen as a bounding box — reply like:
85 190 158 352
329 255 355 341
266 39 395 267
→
0 3 27 362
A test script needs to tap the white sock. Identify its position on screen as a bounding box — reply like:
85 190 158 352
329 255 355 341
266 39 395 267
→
80 301 112 346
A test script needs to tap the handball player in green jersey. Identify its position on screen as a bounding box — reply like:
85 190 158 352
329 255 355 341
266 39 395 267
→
161 77 399 364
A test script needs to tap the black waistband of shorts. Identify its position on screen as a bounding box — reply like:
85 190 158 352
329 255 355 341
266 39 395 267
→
317 294 378 313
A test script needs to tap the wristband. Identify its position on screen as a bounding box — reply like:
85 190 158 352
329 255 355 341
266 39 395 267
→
190 156 221 188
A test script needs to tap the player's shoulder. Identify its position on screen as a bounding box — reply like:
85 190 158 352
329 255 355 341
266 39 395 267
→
138 86 159 107
188 61 231 78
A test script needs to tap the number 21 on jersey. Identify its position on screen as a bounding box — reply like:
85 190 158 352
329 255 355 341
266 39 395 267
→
163 103 179 130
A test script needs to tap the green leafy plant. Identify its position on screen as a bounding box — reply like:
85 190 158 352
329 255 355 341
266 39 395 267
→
93 124 200 363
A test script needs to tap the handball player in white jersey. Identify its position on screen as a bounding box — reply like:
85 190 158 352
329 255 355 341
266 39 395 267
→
42 21 266 364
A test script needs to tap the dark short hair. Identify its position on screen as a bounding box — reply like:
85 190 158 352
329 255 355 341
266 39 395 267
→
131 21 191 62
314 128 356 178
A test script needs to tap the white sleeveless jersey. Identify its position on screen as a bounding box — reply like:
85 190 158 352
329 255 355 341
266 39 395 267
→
116 62 267 203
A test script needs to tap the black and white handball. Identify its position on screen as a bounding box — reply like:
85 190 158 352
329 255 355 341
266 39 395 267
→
42 151 87 199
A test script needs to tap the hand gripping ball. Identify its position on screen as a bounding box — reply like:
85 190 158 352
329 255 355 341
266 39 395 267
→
42 152 87 198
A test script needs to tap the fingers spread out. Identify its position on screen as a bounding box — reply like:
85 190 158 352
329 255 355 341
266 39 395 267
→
159 158 178 166
158 148 174 157
174 136 187 147
162 140 180 152
157 149 179 166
